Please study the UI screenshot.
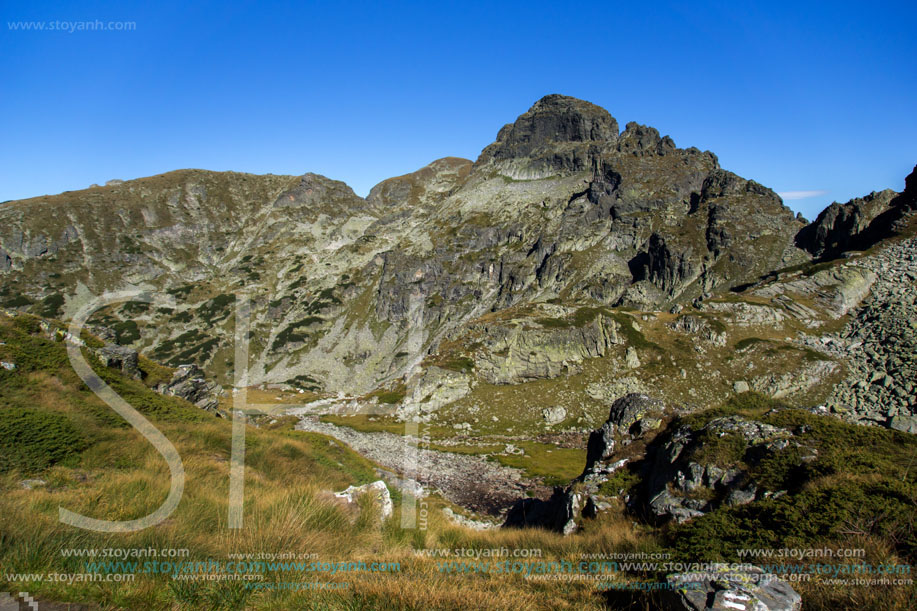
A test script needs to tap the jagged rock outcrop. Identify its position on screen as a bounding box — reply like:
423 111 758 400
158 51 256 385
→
157 364 223 414
796 164 917 258
477 94 619 178
662 564 802 611
646 416 816 523
474 314 620 384
504 394 670 534
504 393 822 532
584 394 666 475
795 189 897 257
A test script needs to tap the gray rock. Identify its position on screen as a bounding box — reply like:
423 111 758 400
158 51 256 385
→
19 478 47 490
333 480 393 520
733 380 750 393
97 344 141 379
158 364 222 414
541 406 567 425
608 393 666 431
726 484 758 506
663 564 802 611
889 415 917 434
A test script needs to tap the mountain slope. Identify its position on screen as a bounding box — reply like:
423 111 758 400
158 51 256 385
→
0 95 810 396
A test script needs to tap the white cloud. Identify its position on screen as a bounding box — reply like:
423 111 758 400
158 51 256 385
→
777 190 828 200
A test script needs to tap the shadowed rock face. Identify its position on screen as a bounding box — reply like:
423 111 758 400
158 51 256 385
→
796 164 917 258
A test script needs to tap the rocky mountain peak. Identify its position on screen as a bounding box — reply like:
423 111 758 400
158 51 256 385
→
476 94 619 167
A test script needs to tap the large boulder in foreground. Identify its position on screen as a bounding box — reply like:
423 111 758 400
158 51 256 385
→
504 393 670 534
662 564 801 611
502 487 585 535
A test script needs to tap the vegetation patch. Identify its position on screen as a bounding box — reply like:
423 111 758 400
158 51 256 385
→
435 356 475 373
492 441 587 486
38 292 65 317
287 374 321 391
608 312 663 351
196 293 235 324
369 383 407 405
271 317 323 350
120 300 151 315
2 294 33 308
0 408 88 473
689 430 748 468
112 320 140 345
735 336 770 351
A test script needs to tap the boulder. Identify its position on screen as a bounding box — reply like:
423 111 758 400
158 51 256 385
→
97 343 141 379
662 564 801 611
889 415 917 434
333 480 393 520
542 406 567 425
503 487 584 535
157 364 222 414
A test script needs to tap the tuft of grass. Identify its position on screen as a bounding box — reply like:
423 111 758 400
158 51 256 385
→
435 356 475 373
0 408 88 473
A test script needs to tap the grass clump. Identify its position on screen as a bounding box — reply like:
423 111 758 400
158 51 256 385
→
493 442 587 486
372 383 407 405
689 430 747 468
0 408 88 473
436 356 475 373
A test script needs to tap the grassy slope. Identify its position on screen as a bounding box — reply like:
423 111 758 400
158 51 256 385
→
0 286 917 609
0 313 631 610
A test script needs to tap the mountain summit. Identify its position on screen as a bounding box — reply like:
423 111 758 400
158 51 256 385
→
0 97 911 403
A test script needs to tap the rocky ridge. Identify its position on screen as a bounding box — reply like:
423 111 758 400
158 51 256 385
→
0 95 809 397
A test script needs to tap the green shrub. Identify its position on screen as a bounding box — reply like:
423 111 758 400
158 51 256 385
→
271 317 322 350
690 431 747 468
38 293 65 317
0 408 88 473
112 320 140 345
196 294 235 323
2 294 33 308
120 301 150 315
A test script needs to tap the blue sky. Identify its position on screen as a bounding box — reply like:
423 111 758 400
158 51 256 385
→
1 1 915 219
